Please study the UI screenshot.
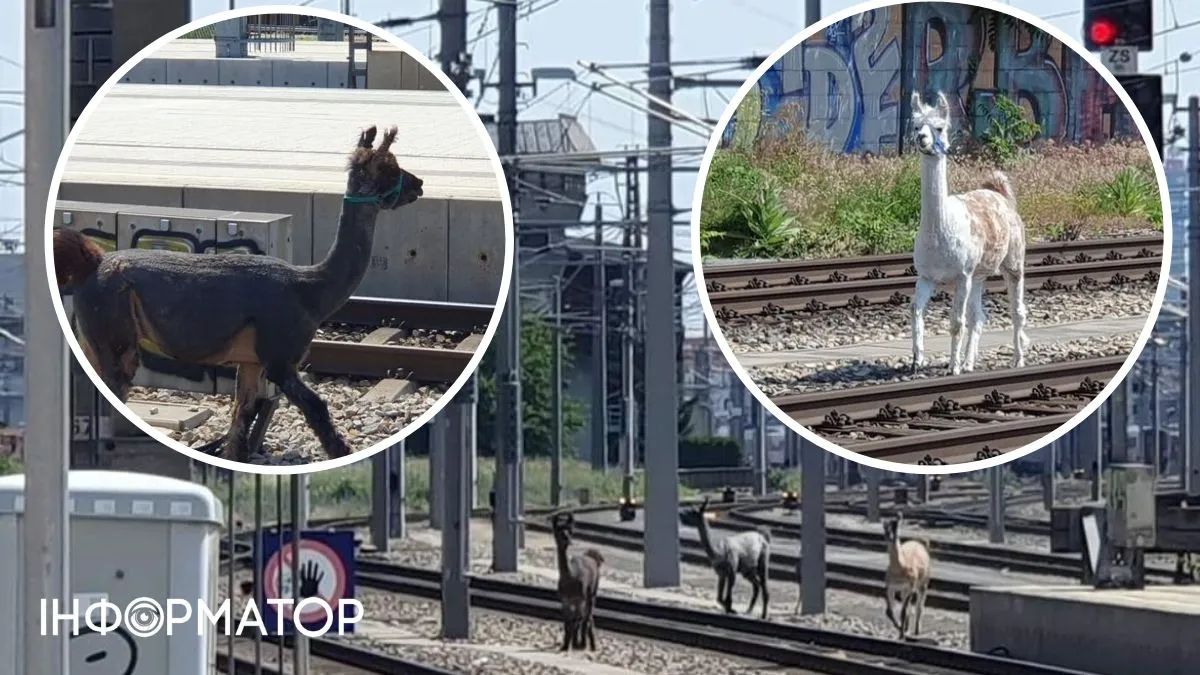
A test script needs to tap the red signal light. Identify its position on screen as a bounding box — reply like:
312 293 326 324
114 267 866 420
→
1089 17 1120 47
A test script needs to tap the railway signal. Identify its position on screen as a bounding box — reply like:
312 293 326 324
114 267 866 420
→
1084 0 1153 51
1115 74 1164 156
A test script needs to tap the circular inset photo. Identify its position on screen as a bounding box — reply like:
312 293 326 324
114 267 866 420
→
46 8 512 473
692 0 1169 471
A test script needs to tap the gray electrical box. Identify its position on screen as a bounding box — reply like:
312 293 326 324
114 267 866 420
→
1105 463 1156 548
0 471 222 675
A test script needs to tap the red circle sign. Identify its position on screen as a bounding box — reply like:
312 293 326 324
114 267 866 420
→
263 539 347 624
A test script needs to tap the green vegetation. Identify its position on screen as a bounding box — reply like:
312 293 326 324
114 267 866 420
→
0 455 19 476
700 111 1163 260
217 457 696 522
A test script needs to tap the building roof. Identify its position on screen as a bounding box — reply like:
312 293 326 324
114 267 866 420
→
64 84 502 202
150 37 401 61
485 115 596 156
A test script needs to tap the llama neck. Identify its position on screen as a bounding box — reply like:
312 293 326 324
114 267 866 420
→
311 200 379 318
695 516 719 560
554 536 571 577
919 153 950 234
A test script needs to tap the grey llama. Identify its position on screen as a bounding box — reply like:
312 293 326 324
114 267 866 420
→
680 497 771 618
551 512 604 651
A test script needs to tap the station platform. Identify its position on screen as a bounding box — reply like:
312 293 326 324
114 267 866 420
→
970 584 1200 675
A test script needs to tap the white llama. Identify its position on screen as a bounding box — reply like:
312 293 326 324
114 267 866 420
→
909 91 1028 374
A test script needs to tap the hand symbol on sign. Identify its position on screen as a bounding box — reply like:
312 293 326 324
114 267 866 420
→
299 560 324 598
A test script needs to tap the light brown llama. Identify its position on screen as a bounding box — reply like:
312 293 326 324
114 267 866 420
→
551 513 604 651
883 514 931 640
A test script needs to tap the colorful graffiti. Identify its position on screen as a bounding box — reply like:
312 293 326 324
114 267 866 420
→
728 3 1129 154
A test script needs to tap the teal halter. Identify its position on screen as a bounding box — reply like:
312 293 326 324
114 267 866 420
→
344 175 405 204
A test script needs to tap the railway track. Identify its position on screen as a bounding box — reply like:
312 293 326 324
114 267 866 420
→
218 636 457 675
705 238 1161 319
354 560 1090 675
772 355 1120 464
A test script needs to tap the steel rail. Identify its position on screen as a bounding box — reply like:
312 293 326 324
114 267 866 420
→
355 561 1091 675
303 339 472 381
773 356 1123 426
703 235 1163 290
709 257 1159 317
330 296 493 332
839 413 1078 463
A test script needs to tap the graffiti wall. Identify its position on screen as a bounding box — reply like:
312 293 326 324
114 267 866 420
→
727 3 1130 154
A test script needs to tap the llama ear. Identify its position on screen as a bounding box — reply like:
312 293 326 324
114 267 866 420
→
358 126 377 149
910 92 922 112
936 92 950 118
378 126 398 153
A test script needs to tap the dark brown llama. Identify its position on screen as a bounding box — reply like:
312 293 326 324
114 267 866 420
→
53 126 423 462
551 513 604 651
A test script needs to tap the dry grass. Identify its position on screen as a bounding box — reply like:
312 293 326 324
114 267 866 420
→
701 118 1163 260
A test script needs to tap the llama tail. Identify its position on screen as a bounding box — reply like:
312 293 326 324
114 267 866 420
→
981 170 1016 206
54 228 105 290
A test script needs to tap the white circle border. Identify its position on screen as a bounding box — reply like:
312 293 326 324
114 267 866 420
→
689 0 1173 475
42 5 515 476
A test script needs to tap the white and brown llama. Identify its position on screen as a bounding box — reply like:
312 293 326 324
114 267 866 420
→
909 91 1028 374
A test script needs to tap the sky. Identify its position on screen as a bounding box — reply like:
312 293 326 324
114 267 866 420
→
2 0 1199 250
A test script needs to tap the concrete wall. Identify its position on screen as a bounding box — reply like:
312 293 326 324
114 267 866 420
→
727 3 1133 154
970 586 1200 675
58 183 503 303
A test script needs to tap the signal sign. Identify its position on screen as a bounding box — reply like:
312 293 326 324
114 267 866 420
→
1084 0 1153 51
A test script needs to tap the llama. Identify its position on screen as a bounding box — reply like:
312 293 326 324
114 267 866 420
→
53 126 424 462
883 514 931 640
680 497 771 619
551 513 604 651
909 92 1028 375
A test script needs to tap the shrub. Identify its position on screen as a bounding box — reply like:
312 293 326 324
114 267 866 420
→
679 436 743 468
1083 167 1162 224
0 455 18 476
829 166 922 255
980 95 1041 165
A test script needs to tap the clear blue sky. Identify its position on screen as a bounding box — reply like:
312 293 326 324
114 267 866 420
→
2 0 1199 246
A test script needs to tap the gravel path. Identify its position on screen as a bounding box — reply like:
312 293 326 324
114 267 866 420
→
751 333 1138 396
722 283 1154 353
130 375 446 465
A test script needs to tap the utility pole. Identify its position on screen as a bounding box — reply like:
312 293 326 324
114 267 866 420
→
1187 96 1200 497
622 224 637 503
291 474 310 675
437 0 469 93
391 440 406 539
370 449 390 552
804 0 821 27
441 376 472 638
592 204 608 471
551 276 563 506
987 466 1005 544
492 0 521 572
644 0 680 588
800 438 825 614
23 1 70 672
753 402 767 496
1109 380 1131 463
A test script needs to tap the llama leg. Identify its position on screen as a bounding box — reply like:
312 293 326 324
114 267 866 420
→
270 368 351 458
560 612 572 651
949 276 970 375
745 575 759 615
759 571 770 619
724 573 737 614
964 281 986 372
910 277 936 369
913 588 928 636
585 599 597 651
1005 271 1029 367
899 593 912 639
715 574 727 612
884 590 900 631
221 364 265 462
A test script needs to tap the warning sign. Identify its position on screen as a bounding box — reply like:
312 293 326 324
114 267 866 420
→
260 530 356 635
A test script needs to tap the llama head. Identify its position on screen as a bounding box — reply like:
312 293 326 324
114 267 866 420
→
679 497 710 527
551 512 575 547
910 92 951 157
882 513 904 542
347 125 425 209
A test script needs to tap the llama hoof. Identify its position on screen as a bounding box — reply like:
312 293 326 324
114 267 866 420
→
194 439 225 456
326 437 352 459
1012 358 1025 368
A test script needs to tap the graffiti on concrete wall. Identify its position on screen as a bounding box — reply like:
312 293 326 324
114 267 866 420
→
728 3 1128 154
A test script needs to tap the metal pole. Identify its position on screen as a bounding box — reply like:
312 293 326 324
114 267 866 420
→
1079 409 1103 501
276 476 284 669
492 0 521 571
253 474 264 675
1044 442 1056 513
291 474 309 675
1110 380 1131 463
551 277 563 506
1150 346 1161 474
643 0 680 588
442 377 473 638
622 246 636 503
805 0 821 27
430 417 444 530
754 403 767 496
800 438 826 614
23 1 70 672
437 0 469 93
865 467 881 522
1187 96 1200 496
592 204 608 471
988 466 1005 544
391 440 407 539
227 472 236 675
371 448 390 551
